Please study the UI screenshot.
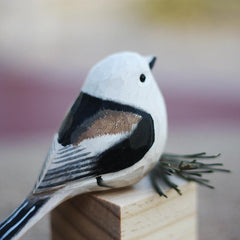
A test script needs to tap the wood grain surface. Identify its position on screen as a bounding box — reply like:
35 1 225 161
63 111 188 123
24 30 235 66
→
51 179 197 240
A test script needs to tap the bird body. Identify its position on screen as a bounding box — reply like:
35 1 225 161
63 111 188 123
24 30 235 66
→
0 52 167 240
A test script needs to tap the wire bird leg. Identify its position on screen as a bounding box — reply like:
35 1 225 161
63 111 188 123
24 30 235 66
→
150 152 230 197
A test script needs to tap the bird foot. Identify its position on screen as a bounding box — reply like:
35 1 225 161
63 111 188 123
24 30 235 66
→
96 176 113 188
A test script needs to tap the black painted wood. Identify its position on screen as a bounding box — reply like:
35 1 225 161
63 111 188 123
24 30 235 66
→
39 92 155 189
0 195 49 240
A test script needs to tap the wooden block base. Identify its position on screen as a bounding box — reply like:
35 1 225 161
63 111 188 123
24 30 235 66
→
51 178 197 240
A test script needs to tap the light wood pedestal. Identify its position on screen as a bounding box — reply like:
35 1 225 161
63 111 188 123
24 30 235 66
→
51 178 197 240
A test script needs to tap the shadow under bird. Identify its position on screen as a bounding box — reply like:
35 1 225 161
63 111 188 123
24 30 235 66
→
0 52 168 240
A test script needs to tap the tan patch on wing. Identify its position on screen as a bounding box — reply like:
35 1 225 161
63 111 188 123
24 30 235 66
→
75 110 141 145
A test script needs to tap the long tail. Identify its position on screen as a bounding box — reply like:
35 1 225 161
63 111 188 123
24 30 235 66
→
0 194 55 240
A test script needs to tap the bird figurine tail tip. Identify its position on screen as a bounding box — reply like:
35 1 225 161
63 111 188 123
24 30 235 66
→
0 195 50 240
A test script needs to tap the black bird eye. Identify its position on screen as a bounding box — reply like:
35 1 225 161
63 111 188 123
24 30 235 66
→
140 74 146 83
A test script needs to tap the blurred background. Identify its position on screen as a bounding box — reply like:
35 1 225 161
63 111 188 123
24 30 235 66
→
0 0 239 239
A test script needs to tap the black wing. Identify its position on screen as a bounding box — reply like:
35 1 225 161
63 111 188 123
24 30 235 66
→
35 92 155 192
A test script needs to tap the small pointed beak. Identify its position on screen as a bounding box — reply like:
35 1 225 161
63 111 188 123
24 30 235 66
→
145 56 157 70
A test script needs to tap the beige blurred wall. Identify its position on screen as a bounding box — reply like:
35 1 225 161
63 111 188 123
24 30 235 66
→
0 0 239 95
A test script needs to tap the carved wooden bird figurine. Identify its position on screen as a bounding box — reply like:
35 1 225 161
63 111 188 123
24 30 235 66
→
0 52 168 240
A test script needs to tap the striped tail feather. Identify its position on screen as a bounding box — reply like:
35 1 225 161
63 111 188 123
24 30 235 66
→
0 195 50 240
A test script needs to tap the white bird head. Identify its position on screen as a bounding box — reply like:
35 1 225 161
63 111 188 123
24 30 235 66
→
82 52 166 118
